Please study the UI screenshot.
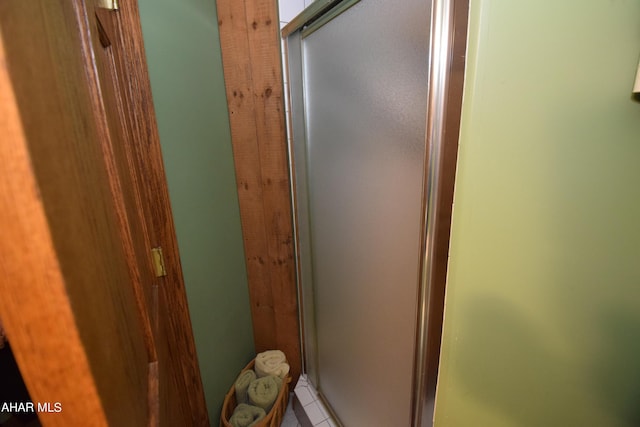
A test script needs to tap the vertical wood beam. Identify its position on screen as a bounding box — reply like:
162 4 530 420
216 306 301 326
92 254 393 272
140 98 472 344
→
216 0 301 381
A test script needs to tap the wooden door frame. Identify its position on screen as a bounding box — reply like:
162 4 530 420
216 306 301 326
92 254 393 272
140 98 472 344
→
89 3 209 423
90 1 210 424
0 0 208 425
216 0 302 382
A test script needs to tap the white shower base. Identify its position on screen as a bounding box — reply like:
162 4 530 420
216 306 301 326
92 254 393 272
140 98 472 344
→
282 375 337 427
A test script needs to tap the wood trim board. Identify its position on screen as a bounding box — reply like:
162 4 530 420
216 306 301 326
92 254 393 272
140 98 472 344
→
216 0 302 382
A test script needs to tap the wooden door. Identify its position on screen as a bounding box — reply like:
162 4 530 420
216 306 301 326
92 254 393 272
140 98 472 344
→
0 1 208 426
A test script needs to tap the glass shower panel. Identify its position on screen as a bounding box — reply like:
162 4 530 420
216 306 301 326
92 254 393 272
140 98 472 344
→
301 0 430 425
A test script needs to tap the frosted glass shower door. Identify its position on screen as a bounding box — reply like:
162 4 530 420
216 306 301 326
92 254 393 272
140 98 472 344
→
286 0 431 425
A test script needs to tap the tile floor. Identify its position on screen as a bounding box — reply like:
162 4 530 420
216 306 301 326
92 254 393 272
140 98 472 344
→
282 375 337 427
281 399 300 427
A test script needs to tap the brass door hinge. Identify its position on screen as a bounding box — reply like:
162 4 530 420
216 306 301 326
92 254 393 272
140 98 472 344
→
151 247 167 277
97 0 119 10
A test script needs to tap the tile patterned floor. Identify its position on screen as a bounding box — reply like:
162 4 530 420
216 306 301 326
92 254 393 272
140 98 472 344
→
281 398 301 427
289 375 337 427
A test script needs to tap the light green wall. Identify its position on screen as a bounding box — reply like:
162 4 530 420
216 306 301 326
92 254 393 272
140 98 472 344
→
435 1 640 426
137 0 255 422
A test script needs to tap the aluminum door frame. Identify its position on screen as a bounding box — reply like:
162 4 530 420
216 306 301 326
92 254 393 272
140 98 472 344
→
283 0 457 425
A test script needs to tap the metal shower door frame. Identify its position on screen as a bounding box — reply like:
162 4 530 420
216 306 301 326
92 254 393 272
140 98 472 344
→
282 0 459 425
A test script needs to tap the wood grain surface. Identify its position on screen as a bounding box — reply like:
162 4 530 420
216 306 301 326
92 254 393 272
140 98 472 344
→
0 1 149 425
0 1 209 425
90 3 209 425
216 0 301 382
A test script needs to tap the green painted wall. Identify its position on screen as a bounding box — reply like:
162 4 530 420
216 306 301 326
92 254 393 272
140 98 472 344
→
435 1 640 426
137 0 255 422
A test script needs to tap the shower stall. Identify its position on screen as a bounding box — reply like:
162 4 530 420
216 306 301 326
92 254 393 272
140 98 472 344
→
282 0 466 425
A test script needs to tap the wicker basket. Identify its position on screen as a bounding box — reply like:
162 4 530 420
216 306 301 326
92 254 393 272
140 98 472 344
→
220 359 291 427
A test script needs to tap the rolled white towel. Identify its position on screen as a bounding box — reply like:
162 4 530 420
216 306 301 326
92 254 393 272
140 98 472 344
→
254 350 290 379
